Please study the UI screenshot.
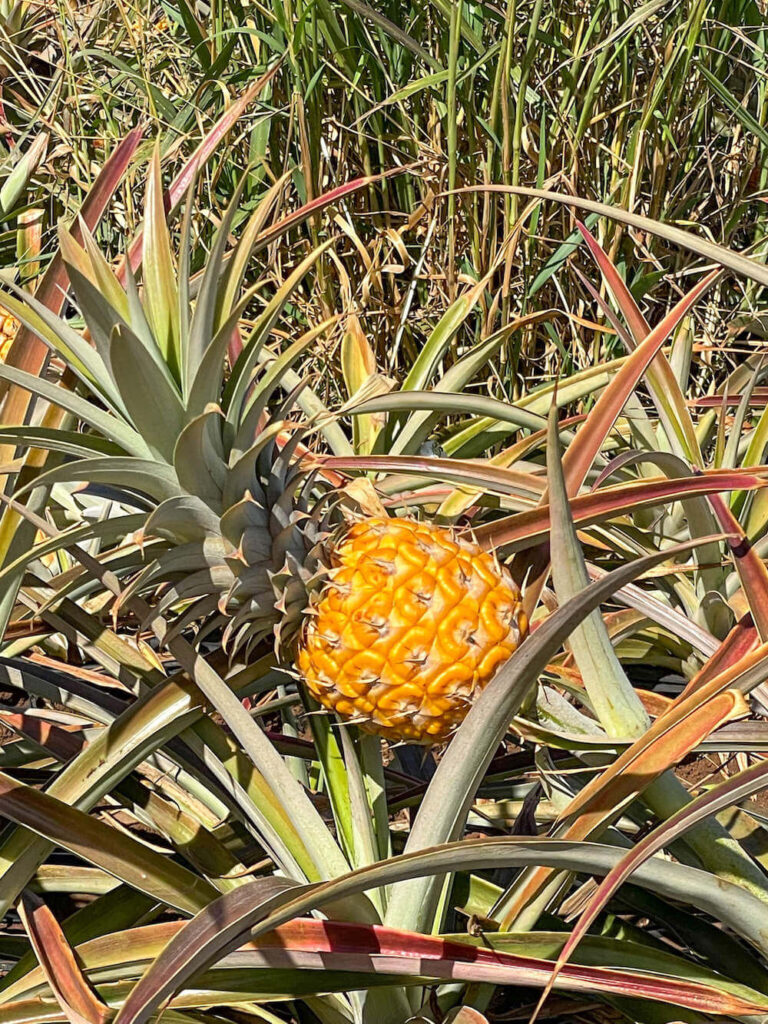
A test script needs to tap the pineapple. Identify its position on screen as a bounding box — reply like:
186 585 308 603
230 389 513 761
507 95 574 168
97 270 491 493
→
0 156 526 746
300 517 525 742
130 12 170 35
0 306 19 360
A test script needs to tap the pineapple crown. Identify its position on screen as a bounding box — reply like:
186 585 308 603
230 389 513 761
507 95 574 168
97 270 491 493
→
0 151 344 657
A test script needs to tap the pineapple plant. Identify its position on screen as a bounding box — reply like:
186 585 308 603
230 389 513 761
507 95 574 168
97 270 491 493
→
0 152 526 746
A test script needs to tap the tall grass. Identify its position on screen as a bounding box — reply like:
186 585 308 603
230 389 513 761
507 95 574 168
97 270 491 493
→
1 0 766 398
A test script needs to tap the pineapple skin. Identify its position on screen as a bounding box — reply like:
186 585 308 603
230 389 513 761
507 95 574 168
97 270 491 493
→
0 308 18 360
298 517 526 744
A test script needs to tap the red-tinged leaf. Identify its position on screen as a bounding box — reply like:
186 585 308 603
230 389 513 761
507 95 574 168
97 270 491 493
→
0 711 87 760
0 127 143 396
119 63 283 283
18 891 110 1024
6 914 767 1019
251 164 412 250
708 491 768 641
445 1009 489 1023
678 613 759 700
111 795 768 1024
576 222 702 464
670 639 768 722
511 269 717 615
498 689 744 928
690 391 768 408
531 750 768 1023
565 690 745 824
26 650 134 695
577 221 650 343
636 689 674 717
473 467 767 551
111 912 768 1022
560 269 718 495
241 918 766 1014
168 65 282 211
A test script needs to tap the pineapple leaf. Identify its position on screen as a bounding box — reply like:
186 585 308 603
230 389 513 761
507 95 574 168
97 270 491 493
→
464 185 768 288
216 172 291 322
184 176 248 399
0 770 218 914
174 406 228 512
0 363 148 457
547 404 649 738
109 324 185 463
0 426 124 459
222 239 334 428
0 513 146 589
114 539 230 621
383 535 726 935
78 220 132 323
577 222 702 465
0 125 142 411
113 833 768 1024
62 260 133 373
400 273 491 394
142 494 222 543
352 389 548 433
390 315 551 455
231 320 337 459
0 285 124 414
185 275 274 423
142 147 181 383
17 890 111 1024
13 457 182 506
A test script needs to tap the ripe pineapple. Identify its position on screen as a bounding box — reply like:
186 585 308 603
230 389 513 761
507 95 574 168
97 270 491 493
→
300 517 525 742
0 306 19 360
130 12 170 34
0 157 526 745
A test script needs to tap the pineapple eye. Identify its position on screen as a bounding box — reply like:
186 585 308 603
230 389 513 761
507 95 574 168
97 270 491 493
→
358 670 381 685
318 629 340 648
403 649 428 666
370 558 396 574
359 615 389 637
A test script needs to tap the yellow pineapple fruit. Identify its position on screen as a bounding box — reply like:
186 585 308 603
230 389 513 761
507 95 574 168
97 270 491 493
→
130 12 169 35
298 517 526 744
0 307 19 361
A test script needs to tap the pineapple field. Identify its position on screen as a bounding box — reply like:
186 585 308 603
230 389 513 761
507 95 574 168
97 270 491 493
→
2 1 768 1023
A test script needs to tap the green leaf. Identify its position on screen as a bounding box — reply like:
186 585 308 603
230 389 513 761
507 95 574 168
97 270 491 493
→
142 147 181 382
173 406 228 512
112 833 768 1024
547 405 649 737
13 457 181 505
0 364 148 457
109 325 185 462
222 240 333 430
465 185 768 289
0 772 218 914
